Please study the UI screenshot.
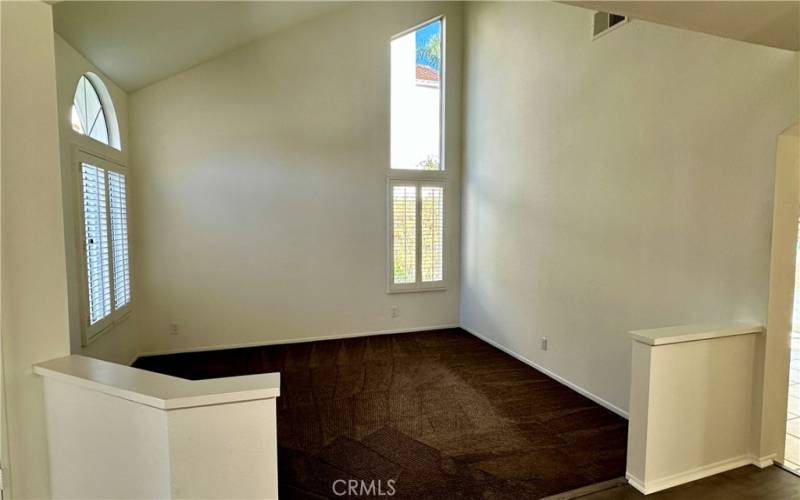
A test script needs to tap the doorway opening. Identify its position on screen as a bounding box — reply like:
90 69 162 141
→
786 222 800 474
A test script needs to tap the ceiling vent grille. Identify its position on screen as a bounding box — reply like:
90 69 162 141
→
593 11 628 39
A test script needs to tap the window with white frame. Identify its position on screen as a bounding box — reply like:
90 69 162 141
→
391 18 443 171
71 72 129 342
389 180 445 291
388 18 446 292
78 154 130 341
71 72 121 150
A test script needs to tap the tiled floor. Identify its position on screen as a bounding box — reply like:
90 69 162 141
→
785 331 800 473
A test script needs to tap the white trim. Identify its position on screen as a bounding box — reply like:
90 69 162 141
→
73 143 125 169
415 79 440 89
389 15 446 173
439 15 446 174
626 454 755 495
387 170 447 182
624 473 647 495
388 286 447 295
751 453 776 468
73 148 132 346
34 355 280 410
137 324 460 358
78 72 122 151
762 124 799 467
386 179 447 293
630 322 763 346
461 325 629 419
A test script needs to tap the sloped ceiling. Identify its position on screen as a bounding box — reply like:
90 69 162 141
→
54 1 798 93
53 1 352 91
564 1 799 51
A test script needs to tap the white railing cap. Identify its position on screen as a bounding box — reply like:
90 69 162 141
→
34 355 280 410
630 322 764 346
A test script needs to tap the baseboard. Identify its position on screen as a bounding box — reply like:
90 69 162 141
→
624 473 647 495
749 453 776 468
626 454 756 495
137 323 460 358
461 325 629 419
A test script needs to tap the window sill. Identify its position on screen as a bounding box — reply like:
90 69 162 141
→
83 308 132 347
387 286 447 294
387 169 447 180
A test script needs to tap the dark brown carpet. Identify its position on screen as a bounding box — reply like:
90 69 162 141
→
134 328 628 499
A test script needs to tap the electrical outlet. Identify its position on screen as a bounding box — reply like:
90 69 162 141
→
540 337 548 351
169 322 180 335
391 306 399 318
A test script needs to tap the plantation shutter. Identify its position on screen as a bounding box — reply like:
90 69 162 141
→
81 163 112 324
108 171 131 308
392 184 417 285
421 185 444 282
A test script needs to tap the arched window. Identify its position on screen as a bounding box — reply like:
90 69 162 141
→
71 73 121 150
70 73 128 343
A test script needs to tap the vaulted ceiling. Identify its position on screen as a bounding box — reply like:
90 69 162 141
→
564 1 799 51
53 1 798 93
53 1 352 92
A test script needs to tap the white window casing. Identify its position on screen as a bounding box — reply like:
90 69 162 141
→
387 179 446 293
74 149 131 344
387 17 448 293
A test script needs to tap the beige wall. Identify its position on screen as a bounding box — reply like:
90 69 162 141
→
53 34 139 365
628 331 761 492
460 2 799 413
129 2 463 354
1 1 71 497
760 123 800 462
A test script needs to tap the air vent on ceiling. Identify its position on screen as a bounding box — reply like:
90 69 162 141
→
593 11 628 39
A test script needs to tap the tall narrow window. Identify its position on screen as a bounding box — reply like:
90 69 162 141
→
78 155 130 341
71 73 127 343
389 180 445 291
391 18 443 170
388 18 446 292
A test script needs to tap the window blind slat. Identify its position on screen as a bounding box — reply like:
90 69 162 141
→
392 185 417 285
81 163 112 324
108 170 131 309
81 162 131 332
421 185 444 282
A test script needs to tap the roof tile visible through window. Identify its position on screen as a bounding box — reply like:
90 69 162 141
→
416 64 440 83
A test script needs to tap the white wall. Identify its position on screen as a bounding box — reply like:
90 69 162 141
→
130 2 463 354
759 123 800 461
53 34 139 366
460 2 799 413
0 2 71 497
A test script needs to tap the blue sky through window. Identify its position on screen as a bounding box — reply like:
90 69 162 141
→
415 20 441 70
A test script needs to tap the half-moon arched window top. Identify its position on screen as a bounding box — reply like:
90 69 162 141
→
71 73 121 150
